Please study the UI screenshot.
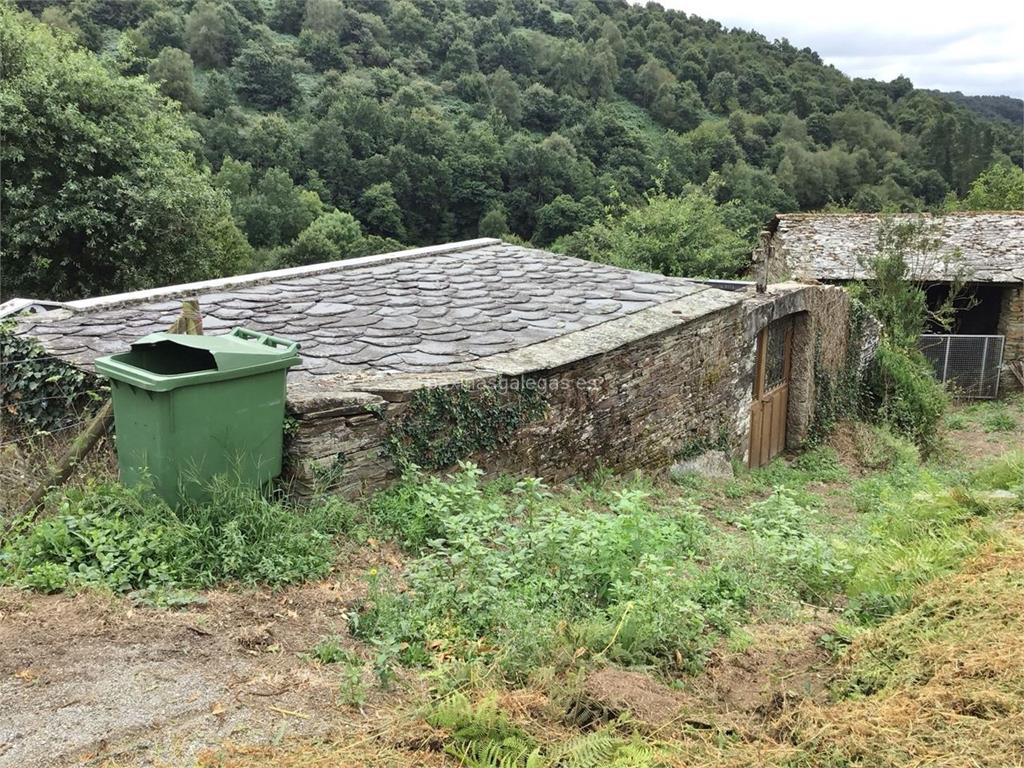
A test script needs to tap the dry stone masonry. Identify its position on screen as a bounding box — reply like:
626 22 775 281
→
12 240 869 497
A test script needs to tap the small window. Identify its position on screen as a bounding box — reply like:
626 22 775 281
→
763 317 793 392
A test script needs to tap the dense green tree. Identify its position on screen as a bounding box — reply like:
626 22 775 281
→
442 36 478 77
215 161 322 248
559 189 751 278
234 37 299 110
110 29 148 76
201 70 237 114
148 47 199 110
302 0 346 34
8 0 1022 286
227 0 264 25
184 0 242 68
38 5 81 40
954 162 1024 210
479 206 510 238
708 71 738 114
488 66 522 125
0 6 250 300
533 194 600 245
245 113 304 174
137 8 184 52
358 182 406 240
268 0 304 35
282 210 364 266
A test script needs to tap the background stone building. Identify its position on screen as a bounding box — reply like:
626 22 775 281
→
757 212 1024 396
9 239 868 497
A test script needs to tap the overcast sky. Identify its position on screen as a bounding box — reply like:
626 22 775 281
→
651 0 1024 99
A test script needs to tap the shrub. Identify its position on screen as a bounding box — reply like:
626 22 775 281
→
2 483 190 592
0 326 106 432
864 340 947 451
729 489 853 604
557 189 751 278
853 424 920 471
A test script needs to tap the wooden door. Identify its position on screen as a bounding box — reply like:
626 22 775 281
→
749 317 794 468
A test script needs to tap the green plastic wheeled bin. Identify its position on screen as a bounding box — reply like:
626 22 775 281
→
95 328 301 506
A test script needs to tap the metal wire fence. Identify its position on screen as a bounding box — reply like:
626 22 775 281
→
919 334 1004 399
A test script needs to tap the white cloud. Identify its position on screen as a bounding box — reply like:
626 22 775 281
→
647 0 1024 98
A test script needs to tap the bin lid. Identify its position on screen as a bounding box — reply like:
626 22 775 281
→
131 328 300 371
95 328 301 392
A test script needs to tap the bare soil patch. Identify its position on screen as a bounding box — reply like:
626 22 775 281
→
581 668 696 731
693 619 835 718
0 544 404 768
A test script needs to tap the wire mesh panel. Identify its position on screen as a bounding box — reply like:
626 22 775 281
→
919 334 1004 399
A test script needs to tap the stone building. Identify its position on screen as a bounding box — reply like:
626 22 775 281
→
8 239 869 497
756 212 1024 396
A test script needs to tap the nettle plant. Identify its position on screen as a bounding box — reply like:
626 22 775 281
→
351 463 750 680
0 324 106 434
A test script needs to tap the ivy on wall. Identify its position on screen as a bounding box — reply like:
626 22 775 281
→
384 378 548 471
808 298 871 443
0 325 105 434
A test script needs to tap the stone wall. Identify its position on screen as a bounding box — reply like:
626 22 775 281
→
284 283 866 498
998 284 1024 392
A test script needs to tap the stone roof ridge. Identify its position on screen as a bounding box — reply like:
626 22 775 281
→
60 238 502 314
775 211 1024 219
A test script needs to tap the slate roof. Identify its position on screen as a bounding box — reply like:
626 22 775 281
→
770 212 1024 283
13 239 739 379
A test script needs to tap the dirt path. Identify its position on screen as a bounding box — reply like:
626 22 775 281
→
0 547 406 768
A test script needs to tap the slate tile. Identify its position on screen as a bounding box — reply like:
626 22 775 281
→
399 351 461 367
308 301 357 316
361 334 421 348
375 316 418 331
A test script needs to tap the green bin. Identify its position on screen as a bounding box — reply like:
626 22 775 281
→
95 328 301 506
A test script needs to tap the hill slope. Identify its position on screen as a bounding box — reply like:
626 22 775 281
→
5 0 1023 297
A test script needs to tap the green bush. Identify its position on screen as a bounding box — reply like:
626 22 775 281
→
2 484 188 592
352 464 745 679
0 326 105 432
557 189 751 279
864 340 947 451
853 424 920 471
1 479 351 592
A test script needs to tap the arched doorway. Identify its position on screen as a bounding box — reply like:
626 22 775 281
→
748 314 795 468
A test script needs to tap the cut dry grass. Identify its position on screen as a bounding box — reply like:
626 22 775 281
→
203 518 1024 768
774 521 1024 767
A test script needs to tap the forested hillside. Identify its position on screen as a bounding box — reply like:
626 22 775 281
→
2 0 1022 300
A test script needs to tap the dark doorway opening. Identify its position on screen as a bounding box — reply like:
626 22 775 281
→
922 282 1004 334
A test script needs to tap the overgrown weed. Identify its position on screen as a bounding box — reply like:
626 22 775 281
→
0 477 353 592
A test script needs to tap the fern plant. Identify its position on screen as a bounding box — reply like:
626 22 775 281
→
427 695 664 768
